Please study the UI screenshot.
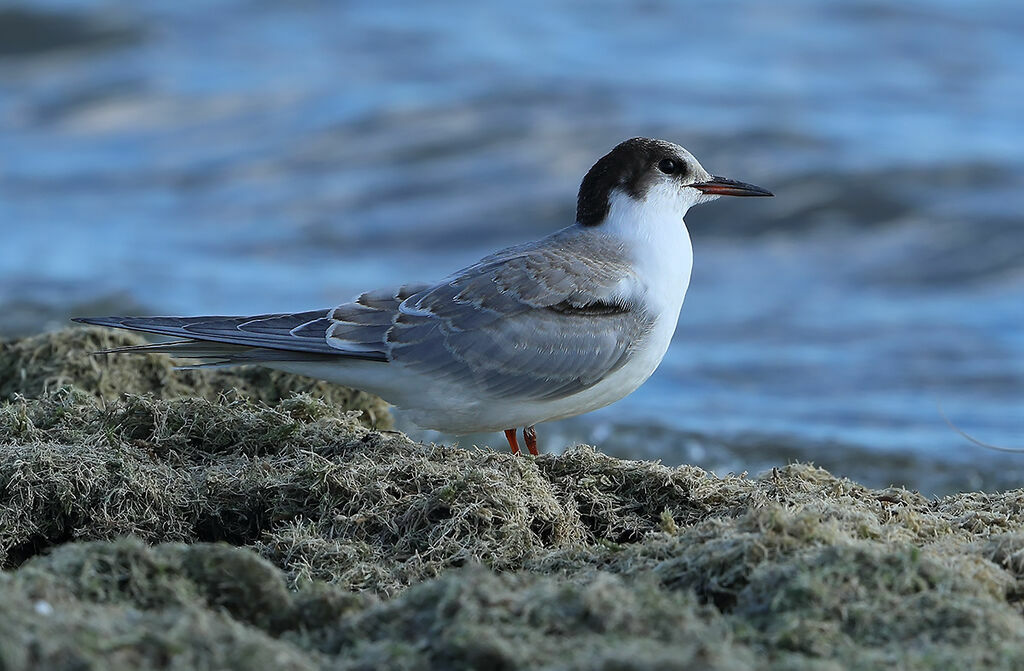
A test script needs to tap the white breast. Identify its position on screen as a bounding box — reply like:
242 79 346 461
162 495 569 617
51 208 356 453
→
525 186 695 423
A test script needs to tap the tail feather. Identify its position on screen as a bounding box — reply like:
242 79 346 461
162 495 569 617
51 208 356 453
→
73 313 388 364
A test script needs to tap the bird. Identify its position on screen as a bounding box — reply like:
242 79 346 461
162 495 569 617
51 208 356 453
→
74 138 772 456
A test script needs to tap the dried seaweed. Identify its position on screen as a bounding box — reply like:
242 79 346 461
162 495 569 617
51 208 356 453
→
2 328 1024 670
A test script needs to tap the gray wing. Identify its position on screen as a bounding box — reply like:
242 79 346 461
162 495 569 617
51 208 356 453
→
74 232 655 397
386 232 656 401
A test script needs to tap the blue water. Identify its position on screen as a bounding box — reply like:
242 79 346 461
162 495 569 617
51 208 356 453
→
1 0 1022 493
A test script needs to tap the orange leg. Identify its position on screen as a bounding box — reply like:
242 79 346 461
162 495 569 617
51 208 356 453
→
504 429 521 455
524 425 539 455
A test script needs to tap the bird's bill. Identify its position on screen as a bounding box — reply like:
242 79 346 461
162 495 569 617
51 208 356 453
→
692 176 773 197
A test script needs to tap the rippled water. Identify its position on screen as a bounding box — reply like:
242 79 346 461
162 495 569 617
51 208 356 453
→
2 0 1022 494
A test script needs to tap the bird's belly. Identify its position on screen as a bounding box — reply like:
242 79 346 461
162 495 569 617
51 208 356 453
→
530 313 676 423
408 310 679 433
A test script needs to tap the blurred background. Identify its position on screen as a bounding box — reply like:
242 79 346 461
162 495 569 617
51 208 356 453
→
1 0 1021 494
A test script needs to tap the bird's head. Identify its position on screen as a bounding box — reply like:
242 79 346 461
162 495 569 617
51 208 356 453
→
576 137 772 228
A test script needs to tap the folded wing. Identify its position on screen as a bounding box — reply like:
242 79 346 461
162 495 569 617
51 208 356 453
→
388 232 655 400
75 233 654 398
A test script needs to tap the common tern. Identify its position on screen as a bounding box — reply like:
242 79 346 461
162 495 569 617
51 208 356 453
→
75 138 772 455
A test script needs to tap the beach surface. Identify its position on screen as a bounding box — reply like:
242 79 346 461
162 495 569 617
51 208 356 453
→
2 328 1024 670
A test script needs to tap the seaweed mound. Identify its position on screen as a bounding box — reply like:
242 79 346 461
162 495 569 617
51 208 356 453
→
2 328 1024 670
0 327 391 429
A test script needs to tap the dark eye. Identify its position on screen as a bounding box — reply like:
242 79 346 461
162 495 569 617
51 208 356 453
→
658 158 678 174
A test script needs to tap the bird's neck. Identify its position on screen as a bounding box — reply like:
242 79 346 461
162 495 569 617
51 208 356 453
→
600 189 694 316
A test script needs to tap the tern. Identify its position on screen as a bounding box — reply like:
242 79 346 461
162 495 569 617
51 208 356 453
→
75 138 772 455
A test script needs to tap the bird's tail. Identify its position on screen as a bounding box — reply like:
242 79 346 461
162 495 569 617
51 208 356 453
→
73 311 387 368
86 337 341 369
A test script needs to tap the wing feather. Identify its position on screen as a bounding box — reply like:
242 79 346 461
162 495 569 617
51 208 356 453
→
74 311 360 355
389 229 655 401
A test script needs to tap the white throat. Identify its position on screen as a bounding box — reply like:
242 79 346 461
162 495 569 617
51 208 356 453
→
598 184 695 316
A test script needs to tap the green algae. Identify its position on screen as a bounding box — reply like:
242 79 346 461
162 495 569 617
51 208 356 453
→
2 328 1024 670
